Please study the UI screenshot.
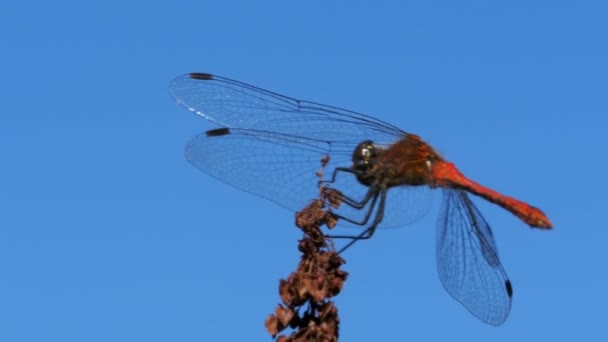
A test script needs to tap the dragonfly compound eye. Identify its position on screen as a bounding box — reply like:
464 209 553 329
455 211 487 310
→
352 140 377 172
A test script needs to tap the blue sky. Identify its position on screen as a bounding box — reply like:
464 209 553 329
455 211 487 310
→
1 1 607 341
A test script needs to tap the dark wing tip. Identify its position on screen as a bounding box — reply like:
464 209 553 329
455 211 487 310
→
206 128 231 137
189 73 214 80
505 280 513 298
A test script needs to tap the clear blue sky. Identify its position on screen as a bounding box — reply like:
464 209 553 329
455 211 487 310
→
1 1 606 341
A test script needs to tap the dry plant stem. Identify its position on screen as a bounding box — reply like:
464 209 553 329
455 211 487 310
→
265 200 348 342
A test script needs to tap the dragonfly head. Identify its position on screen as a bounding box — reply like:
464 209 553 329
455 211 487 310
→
352 140 378 186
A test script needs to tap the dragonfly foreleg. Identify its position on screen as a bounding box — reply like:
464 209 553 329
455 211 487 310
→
321 167 376 209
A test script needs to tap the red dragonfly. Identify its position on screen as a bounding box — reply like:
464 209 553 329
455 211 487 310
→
170 73 552 326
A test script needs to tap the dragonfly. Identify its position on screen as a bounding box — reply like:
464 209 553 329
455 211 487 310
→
170 72 552 326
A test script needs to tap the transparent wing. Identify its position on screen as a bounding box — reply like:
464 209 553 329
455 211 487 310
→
170 73 406 146
436 189 512 326
186 128 349 212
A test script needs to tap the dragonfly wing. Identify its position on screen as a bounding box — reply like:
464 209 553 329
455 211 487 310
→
185 128 353 212
170 73 406 146
436 189 512 326
174 73 434 228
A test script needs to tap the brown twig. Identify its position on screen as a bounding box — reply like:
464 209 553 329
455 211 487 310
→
265 156 348 341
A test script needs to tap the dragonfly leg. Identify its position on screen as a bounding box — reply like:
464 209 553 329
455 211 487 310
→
329 189 380 226
326 187 388 254
321 167 375 209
